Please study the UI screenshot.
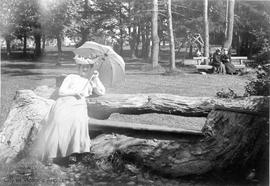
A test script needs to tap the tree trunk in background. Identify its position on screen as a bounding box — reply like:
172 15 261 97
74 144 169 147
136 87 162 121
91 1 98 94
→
135 25 141 57
224 0 229 39
204 0 210 64
142 23 151 59
34 33 42 57
56 34 62 64
76 0 89 48
189 45 193 58
224 0 235 49
167 0 175 70
5 35 12 58
141 24 146 58
23 35 27 56
151 0 159 67
77 29 89 48
146 24 151 59
119 5 124 56
42 34 46 53
129 26 137 59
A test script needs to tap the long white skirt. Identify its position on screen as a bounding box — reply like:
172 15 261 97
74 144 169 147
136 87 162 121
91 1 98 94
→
36 96 91 160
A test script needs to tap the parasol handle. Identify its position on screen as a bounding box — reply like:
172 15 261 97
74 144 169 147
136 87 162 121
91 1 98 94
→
81 59 104 94
81 71 99 93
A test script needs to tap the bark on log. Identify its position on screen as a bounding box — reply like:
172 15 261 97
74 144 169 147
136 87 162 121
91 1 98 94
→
89 118 203 141
0 88 268 178
87 94 269 119
0 90 54 163
91 110 268 177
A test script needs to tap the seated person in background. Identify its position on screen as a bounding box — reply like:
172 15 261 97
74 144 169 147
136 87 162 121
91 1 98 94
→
211 49 226 74
221 48 236 75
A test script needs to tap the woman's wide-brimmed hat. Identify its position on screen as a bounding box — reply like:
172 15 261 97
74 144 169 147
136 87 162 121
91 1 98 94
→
73 55 95 65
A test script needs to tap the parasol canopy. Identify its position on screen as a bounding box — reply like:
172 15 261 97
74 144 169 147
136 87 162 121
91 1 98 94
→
73 41 125 87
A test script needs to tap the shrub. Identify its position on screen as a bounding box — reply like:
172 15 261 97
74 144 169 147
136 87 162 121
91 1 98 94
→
216 88 238 99
244 66 270 96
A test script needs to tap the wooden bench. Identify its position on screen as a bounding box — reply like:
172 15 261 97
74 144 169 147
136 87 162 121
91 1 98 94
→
231 56 247 65
193 57 213 70
231 56 256 71
194 56 253 72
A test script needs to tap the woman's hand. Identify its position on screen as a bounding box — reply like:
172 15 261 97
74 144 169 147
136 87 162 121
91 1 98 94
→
74 92 85 99
74 93 82 99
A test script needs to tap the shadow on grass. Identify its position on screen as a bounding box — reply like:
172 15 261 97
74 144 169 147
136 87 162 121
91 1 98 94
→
1 69 44 76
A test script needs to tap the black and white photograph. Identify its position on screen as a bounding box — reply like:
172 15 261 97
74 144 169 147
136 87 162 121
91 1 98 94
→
0 0 269 185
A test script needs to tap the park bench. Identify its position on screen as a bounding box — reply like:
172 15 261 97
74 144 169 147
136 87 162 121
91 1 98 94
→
193 56 213 71
230 56 255 68
193 56 253 72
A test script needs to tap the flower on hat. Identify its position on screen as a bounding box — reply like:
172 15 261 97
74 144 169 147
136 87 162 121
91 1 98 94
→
74 55 95 65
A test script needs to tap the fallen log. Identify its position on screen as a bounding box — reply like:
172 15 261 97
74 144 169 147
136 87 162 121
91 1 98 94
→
33 85 269 118
0 90 54 163
91 109 268 177
87 94 268 119
89 118 203 140
0 88 268 178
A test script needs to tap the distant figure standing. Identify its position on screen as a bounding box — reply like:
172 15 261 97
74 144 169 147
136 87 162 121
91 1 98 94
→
211 49 226 74
196 48 202 57
195 48 203 64
221 48 236 74
34 55 105 164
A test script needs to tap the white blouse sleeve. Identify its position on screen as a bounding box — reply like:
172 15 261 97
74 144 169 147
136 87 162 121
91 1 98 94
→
58 75 77 96
91 77 106 96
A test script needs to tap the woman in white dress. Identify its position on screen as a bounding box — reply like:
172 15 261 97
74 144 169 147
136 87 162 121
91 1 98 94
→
36 55 105 163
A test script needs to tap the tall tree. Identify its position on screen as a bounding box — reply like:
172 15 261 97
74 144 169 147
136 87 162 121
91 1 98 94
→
204 0 210 63
0 0 18 57
167 0 175 70
224 0 235 49
151 0 159 67
15 0 42 57
40 0 70 62
224 0 229 39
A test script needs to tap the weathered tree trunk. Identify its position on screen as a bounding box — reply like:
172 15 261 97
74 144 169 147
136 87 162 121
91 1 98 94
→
204 0 210 64
224 0 235 49
151 0 159 67
167 0 176 70
0 88 268 179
